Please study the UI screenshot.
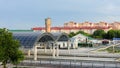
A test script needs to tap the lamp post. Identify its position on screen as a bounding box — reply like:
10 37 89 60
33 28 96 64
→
86 38 89 58
88 43 90 58
113 44 115 53
113 38 116 54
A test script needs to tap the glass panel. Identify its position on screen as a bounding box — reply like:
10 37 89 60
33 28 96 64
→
12 32 42 48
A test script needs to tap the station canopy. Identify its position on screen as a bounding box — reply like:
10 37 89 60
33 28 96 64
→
12 32 69 49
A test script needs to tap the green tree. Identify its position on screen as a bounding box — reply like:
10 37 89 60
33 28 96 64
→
106 30 120 39
115 30 120 38
76 31 91 36
11 50 24 68
0 28 24 68
68 32 76 38
106 30 116 39
92 29 106 39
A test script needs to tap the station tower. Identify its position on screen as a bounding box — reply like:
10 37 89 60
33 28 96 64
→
45 18 51 33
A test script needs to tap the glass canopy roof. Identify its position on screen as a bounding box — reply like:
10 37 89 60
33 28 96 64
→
12 32 69 49
51 32 69 41
13 32 42 48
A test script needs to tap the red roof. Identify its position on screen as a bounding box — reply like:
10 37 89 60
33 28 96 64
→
32 26 111 30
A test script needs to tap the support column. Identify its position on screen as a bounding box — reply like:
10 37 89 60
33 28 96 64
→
52 45 55 58
56 45 59 57
50 47 52 52
44 43 47 53
68 40 70 54
28 49 31 57
34 45 37 60
68 46 70 54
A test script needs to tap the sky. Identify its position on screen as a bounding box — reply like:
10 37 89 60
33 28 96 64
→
0 0 120 29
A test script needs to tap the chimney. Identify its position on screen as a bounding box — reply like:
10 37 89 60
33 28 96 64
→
45 18 51 32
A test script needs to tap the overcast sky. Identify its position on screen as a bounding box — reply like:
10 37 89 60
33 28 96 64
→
0 0 120 29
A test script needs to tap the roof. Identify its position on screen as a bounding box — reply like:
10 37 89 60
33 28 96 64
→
13 32 42 49
70 34 95 43
51 32 69 41
32 26 111 30
9 30 33 32
70 34 87 42
12 32 69 49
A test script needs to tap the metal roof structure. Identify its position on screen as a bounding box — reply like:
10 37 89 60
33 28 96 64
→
13 32 69 49
51 32 69 41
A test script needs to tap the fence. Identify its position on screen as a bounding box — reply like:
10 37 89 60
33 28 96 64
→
19 59 120 68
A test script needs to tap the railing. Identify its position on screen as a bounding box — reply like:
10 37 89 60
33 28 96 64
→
19 59 120 68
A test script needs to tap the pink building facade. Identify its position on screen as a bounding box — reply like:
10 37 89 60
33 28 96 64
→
32 21 120 34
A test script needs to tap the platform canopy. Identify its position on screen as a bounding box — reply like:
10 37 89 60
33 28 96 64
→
12 32 69 49
51 32 69 41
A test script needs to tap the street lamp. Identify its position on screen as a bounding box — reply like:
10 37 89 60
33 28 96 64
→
113 38 116 54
